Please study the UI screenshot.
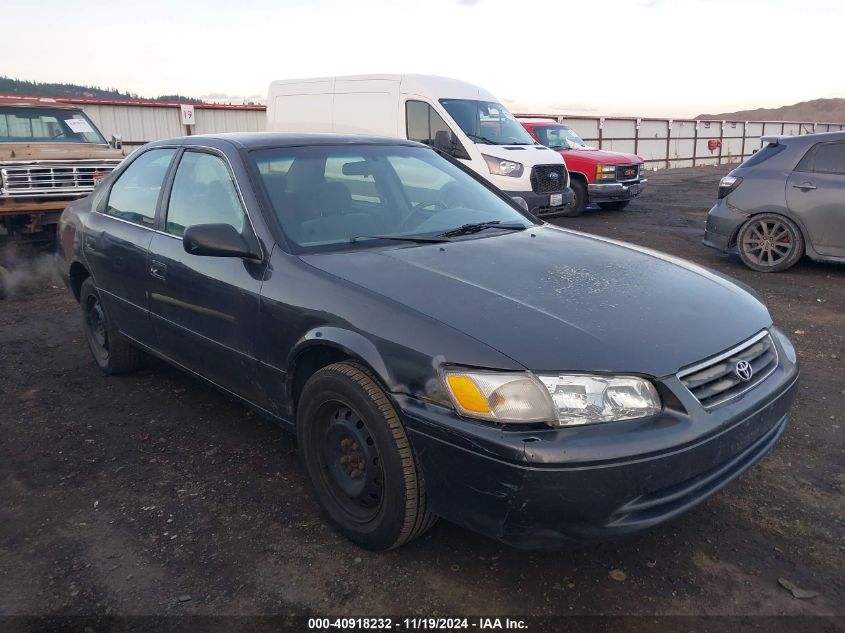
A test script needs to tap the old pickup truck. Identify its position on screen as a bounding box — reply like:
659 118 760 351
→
1 98 124 246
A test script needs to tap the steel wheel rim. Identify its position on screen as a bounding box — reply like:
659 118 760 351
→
316 401 384 522
85 295 110 355
742 219 793 267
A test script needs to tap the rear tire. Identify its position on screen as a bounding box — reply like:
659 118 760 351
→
737 213 804 272
79 277 147 375
297 361 436 550
597 200 630 211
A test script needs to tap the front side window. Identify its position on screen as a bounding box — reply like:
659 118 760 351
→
439 99 536 146
406 100 467 158
105 148 176 226
252 144 533 252
531 125 589 150
797 142 845 175
0 107 106 144
165 151 246 237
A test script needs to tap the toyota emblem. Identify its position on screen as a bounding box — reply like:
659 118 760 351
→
734 360 753 382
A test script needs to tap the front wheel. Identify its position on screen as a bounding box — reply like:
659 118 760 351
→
297 361 436 550
597 200 630 211
558 180 587 217
737 213 804 272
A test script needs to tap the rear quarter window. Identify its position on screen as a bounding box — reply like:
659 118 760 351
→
740 142 786 168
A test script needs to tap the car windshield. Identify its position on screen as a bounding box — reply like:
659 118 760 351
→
439 99 536 146
0 107 106 144
252 144 534 252
531 125 589 150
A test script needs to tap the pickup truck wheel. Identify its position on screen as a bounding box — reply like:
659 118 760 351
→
558 179 587 217
297 361 436 550
597 200 630 211
737 213 804 272
79 278 147 375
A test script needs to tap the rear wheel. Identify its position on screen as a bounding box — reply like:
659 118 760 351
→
597 200 630 211
80 277 147 374
737 213 804 272
297 361 435 550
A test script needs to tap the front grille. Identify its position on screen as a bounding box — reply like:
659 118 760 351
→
678 331 778 409
0 160 121 198
616 164 639 182
530 164 566 193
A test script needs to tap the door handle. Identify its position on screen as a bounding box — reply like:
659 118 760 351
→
150 260 167 280
792 182 817 190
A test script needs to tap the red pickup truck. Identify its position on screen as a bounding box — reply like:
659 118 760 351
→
519 118 647 217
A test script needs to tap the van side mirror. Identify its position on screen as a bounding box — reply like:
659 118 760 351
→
183 224 260 259
110 134 123 150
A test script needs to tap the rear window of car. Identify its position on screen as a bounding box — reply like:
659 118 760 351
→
740 142 786 168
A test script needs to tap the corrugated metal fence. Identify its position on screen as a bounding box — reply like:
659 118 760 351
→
516 114 845 169
46 97 267 153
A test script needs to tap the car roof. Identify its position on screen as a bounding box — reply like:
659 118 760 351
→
516 117 566 126
762 131 845 145
148 132 426 150
0 97 80 110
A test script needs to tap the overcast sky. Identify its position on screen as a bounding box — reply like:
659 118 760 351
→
4 0 842 117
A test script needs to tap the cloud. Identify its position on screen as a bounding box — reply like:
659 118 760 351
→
457 0 480 4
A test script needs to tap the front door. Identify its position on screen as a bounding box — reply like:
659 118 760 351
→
83 148 177 345
786 141 845 258
147 149 268 406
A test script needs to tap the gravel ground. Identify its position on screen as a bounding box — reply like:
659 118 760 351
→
0 165 843 624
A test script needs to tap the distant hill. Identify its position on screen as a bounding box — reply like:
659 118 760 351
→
0 76 204 104
697 98 845 123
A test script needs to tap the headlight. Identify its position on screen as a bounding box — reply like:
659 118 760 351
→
443 370 661 426
596 164 616 181
537 374 661 426
482 154 524 178
443 370 554 424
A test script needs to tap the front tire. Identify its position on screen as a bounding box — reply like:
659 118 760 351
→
559 179 587 217
597 200 630 211
737 213 804 272
79 277 147 375
297 361 435 550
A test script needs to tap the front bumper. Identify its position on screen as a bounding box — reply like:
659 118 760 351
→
399 341 798 549
588 178 648 202
703 198 749 252
506 187 575 218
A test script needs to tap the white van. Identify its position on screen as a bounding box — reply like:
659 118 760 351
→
266 74 573 216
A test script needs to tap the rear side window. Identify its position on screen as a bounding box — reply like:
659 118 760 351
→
105 148 176 226
740 142 786 169
165 151 246 237
796 142 845 175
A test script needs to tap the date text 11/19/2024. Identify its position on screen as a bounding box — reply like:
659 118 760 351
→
308 617 528 630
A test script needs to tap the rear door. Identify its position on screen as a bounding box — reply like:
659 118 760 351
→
786 141 845 257
83 147 177 345
147 148 269 405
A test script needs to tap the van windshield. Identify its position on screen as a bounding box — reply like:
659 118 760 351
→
252 144 534 252
0 107 106 144
439 99 536 146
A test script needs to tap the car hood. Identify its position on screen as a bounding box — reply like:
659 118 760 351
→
0 142 125 162
560 148 641 164
301 226 771 377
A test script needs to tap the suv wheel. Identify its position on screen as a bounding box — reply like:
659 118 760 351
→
297 361 436 550
737 214 804 272
80 277 147 374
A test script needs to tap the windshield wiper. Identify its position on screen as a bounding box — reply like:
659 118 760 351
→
440 221 528 238
349 234 450 244
464 133 498 145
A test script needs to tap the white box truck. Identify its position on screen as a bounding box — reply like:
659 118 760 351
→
266 74 573 217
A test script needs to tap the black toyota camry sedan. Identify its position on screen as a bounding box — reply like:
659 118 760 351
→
57 133 799 550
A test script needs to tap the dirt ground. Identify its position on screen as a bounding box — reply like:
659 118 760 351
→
1 166 843 624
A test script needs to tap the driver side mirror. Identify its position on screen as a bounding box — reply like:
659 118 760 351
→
110 134 123 150
183 223 261 260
